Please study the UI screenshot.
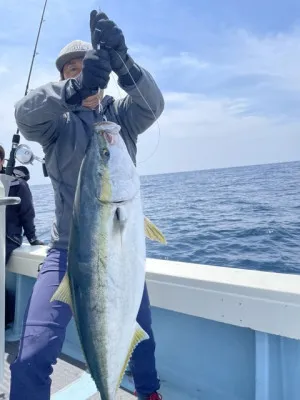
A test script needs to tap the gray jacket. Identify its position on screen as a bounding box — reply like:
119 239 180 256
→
14 66 164 250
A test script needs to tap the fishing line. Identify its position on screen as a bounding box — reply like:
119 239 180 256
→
110 48 161 165
111 71 123 101
95 6 161 164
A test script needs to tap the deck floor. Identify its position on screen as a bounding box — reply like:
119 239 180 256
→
1 341 135 399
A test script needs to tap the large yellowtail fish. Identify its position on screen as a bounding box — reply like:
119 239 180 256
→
51 121 166 399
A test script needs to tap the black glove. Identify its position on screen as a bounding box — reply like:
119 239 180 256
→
81 48 111 91
89 10 134 76
66 49 111 105
29 238 45 246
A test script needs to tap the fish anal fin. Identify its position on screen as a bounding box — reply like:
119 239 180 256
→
117 322 149 388
50 272 73 310
144 216 167 244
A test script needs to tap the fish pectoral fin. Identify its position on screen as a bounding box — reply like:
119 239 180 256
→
117 322 149 389
116 206 127 223
144 216 167 244
50 272 72 307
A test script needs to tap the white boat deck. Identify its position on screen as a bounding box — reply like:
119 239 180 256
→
0 340 135 399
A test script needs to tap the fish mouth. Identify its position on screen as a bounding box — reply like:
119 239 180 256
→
97 188 140 205
96 198 132 205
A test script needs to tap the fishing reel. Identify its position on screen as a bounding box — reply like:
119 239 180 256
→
14 144 48 177
15 144 43 165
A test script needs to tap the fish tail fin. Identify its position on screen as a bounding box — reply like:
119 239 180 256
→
117 322 149 388
50 272 72 308
144 216 167 244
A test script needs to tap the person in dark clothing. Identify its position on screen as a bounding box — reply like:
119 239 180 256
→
0 145 44 326
0 145 44 262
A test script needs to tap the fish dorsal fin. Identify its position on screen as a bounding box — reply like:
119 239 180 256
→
144 216 167 244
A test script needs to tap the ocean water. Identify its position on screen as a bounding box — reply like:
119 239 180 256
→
31 160 300 274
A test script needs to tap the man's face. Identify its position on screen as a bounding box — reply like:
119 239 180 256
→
62 57 83 80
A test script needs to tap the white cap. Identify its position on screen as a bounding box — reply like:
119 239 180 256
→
55 40 93 72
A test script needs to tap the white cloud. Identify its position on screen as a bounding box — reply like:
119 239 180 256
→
229 28 300 82
132 27 300 104
0 65 8 75
136 92 300 176
211 27 300 92
160 52 209 70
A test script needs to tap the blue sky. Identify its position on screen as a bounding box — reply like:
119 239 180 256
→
0 0 299 184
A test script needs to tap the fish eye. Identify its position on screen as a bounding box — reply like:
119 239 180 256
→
102 148 110 158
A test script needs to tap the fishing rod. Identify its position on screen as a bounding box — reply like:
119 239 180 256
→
5 0 48 176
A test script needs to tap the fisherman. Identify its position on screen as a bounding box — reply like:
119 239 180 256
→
10 10 164 400
0 145 44 326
